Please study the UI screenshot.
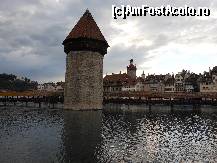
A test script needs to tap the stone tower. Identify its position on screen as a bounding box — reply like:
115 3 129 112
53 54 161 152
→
127 59 137 79
63 10 109 110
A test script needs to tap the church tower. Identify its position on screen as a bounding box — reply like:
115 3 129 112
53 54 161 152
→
63 10 109 110
141 71 145 79
127 59 137 79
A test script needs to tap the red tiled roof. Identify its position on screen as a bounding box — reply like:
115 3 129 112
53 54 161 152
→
65 10 108 44
104 73 129 82
104 73 142 86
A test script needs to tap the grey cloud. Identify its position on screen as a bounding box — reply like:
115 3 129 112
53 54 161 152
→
104 45 152 74
0 0 216 82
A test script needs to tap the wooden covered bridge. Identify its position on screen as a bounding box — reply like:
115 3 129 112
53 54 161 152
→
1 91 217 107
0 91 63 108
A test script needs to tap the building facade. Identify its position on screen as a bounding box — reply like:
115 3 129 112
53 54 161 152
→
200 67 217 92
164 77 175 93
104 60 217 94
104 60 138 92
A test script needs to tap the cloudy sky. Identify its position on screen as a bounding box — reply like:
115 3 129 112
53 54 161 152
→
0 0 217 83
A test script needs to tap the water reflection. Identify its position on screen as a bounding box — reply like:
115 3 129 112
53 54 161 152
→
61 111 102 163
0 104 217 162
100 104 217 162
0 107 63 163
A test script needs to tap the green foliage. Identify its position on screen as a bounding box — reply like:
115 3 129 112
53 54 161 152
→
0 73 38 92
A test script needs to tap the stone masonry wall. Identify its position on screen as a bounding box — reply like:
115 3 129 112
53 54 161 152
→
64 51 103 110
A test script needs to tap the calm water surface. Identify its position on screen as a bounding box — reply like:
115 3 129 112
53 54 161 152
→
0 104 217 162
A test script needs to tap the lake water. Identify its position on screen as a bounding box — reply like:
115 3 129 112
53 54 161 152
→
0 104 217 162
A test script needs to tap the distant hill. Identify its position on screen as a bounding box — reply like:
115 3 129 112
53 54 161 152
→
0 73 38 92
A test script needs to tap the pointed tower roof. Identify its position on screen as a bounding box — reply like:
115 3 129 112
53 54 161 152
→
64 10 108 45
63 10 109 55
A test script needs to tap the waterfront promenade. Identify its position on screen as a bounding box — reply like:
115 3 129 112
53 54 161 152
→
104 91 217 99
0 91 63 108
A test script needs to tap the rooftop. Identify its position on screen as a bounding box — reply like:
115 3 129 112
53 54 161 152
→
104 73 129 82
64 10 108 45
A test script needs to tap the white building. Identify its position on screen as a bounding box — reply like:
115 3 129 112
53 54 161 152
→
37 83 57 92
135 81 144 91
56 85 64 91
185 84 194 92
44 83 56 92
37 84 44 91
122 84 136 92
175 73 185 92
